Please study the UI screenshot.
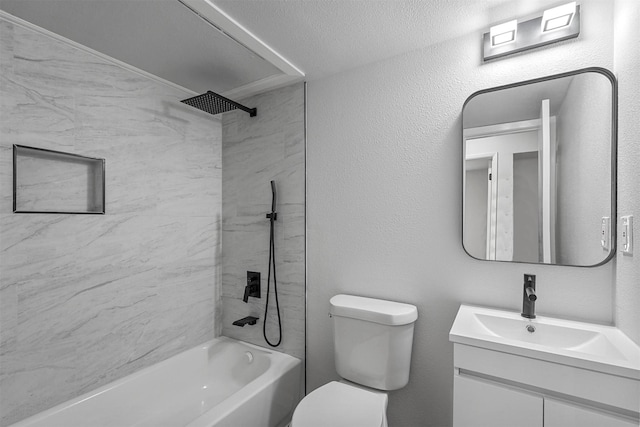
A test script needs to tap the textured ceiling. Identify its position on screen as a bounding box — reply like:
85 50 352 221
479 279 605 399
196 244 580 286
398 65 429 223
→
464 76 573 128
213 0 567 80
1 0 570 92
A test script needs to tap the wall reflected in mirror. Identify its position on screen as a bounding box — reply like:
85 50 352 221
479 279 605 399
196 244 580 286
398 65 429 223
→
462 68 616 267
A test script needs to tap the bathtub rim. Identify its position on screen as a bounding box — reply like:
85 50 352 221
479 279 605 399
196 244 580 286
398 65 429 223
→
9 336 302 427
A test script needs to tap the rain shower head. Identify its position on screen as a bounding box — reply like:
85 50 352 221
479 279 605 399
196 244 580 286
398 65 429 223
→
180 91 257 117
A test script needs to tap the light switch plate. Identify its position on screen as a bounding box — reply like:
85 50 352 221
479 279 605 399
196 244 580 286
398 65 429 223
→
621 215 633 255
601 217 610 250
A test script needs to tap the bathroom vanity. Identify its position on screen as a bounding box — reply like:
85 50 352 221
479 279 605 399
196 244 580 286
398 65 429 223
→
449 305 640 427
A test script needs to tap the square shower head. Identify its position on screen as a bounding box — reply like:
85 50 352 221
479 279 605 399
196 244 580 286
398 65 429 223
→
180 91 257 117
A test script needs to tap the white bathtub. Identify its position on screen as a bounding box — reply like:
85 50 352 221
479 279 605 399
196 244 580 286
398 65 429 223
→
11 337 302 427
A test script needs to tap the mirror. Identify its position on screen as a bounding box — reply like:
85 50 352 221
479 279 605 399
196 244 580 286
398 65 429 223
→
462 68 617 267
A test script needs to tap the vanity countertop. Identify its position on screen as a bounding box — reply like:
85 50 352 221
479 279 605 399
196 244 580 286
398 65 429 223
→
449 304 640 380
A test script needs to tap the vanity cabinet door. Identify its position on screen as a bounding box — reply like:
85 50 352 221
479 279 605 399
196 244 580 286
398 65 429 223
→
453 375 543 427
544 398 638 427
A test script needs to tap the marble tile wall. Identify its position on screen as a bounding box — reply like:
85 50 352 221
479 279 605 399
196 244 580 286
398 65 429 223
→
0 16 222 426
221 83 305 365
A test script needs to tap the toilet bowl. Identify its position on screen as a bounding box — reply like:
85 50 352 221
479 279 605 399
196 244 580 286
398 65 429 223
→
291 294 417 427
291 381 388 427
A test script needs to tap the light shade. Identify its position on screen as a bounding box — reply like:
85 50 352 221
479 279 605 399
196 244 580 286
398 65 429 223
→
490 20 518 46
483 4 580 61
542 2 577 32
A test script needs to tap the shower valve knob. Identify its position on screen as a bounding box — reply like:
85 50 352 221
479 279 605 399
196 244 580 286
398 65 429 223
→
243 271 261 302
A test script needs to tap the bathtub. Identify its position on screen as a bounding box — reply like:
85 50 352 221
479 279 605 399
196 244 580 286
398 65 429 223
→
11 337 302 427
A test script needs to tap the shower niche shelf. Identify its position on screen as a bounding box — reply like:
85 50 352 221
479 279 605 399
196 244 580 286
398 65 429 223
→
13 145 105 214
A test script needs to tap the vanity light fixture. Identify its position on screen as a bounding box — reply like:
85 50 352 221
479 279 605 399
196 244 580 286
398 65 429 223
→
542 2 577 32
490 20 518 47
483 2 580 61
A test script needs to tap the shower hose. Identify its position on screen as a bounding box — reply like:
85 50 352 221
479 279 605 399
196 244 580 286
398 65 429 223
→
264 181 282 347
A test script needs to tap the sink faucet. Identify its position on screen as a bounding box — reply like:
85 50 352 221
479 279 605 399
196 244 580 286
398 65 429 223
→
521 274 537 319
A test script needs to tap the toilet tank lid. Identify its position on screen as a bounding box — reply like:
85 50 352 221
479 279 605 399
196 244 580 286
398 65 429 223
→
329 295 418 326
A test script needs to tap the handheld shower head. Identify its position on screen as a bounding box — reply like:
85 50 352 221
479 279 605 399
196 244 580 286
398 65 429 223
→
266 181 277 221
270 180 276 213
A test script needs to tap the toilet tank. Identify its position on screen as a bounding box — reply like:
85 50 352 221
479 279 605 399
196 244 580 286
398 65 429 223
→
329 294 418 391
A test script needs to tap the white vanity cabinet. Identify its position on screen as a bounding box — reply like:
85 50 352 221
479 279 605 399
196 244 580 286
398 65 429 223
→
450 305 640 427
453 374 542 427
544 398 638 427
452 343 640 427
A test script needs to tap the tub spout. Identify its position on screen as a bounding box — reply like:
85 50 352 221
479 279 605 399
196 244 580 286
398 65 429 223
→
233 316 259 327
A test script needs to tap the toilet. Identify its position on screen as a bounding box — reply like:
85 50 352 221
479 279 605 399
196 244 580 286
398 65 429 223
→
291 294 418 427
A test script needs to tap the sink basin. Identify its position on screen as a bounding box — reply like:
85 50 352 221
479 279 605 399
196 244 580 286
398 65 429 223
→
450 305 640 379
474 313 626 360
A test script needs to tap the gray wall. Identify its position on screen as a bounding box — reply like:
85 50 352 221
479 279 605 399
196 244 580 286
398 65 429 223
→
0 16 222 426
305 1 627 426
555 73 612 266
512 153 539 263
613 0 640 348
463 168 487 259
220 83 306 364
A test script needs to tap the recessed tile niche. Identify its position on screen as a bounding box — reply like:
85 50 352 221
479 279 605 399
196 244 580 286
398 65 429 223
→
13 145 105 214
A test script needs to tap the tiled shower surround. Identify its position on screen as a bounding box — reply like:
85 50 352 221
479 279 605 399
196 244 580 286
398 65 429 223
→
220 83 306 362
0 13 306 426
0 16 223 425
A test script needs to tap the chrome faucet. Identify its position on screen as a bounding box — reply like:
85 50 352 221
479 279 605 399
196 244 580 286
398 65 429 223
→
521 274 537 319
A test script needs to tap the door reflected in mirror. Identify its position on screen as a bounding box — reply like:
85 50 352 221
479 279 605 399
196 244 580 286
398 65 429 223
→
462 68 617 267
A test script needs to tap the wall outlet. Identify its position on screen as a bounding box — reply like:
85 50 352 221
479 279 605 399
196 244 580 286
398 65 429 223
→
621 215 633 255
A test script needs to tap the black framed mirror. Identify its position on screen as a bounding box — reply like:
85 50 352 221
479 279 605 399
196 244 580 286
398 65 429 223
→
462 67 617 267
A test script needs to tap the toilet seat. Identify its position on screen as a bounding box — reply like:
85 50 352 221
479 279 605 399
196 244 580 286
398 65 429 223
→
291 381 388 427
